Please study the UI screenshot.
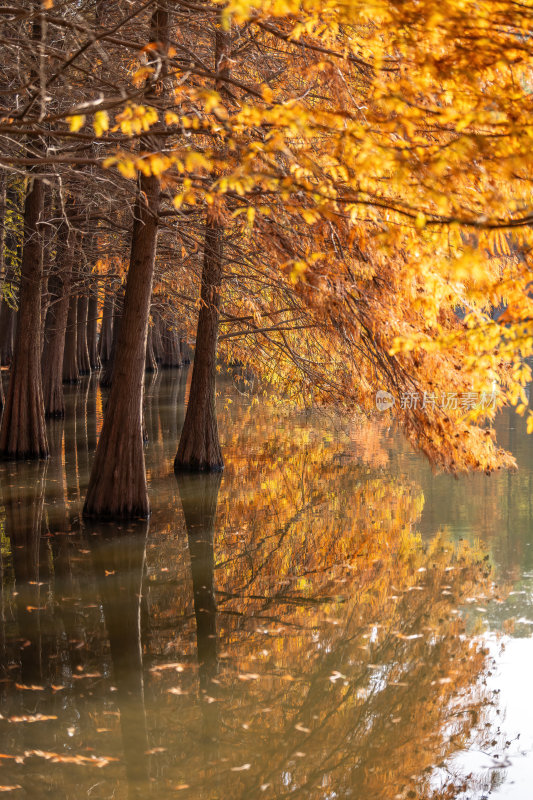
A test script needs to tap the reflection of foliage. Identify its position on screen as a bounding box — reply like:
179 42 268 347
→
0 380 502 800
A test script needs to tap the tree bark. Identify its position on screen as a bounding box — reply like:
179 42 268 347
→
87 288 100 369
145 317 157 372
76 293 91 375
99 287 123 388
41 214 74 417
62 292 80 384
174 220 224 471
0 177 48 458
0 182 21 368
98 287 114 364
151 306 164 363
161 320 182 368
84 177 160 518
0 302 16 368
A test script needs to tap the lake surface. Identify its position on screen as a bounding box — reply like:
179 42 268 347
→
0 369 532 799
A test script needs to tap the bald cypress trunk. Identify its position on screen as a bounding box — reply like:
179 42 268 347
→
0 183 21 368
99 288 123 388
161 321 182 368
62 292 79 384
84 176 160 518
83 0 167 518
174 219 224 472
151 307 164 363
41 215 74 418
0 177 48 458
87 289 100 369
174 22 229 472
145 319 157 372
76 293 91 375
98 288 114 364
0 302 16 367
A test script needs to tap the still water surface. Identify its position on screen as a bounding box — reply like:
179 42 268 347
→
0 369 532 799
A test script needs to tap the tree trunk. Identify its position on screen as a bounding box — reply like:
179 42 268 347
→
0 178 48 458
76 293 91 375
99 288 123 388
87 288 100 369
151 306 164 363
174 220 224 472
62 292 80 384
0 302 16 367
83 0 167 518
145 318 157 372
84 176 160 518
41 216 74 418
98 287 114 364
161 320 182 368
0 182 21 368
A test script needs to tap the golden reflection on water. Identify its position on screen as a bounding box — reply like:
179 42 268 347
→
0 370 508 799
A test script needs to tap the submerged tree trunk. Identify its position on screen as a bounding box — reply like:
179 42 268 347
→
87 288 100 369
174 21 229 472
151 306 164 363
161 320 182 368
99 288 123 388
0 182 21 368
62 292 80 384
98 287 114 364
174 220 224 472
84 178 160 518
0 302 16 367
0 177 48 458
145 318 157 372
41 215 74 418
83 0 167 518
76 293 91 375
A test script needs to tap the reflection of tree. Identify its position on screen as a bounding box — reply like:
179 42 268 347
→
177 471 222 761
2 462 47 685
150 403 501 800
177 473 221 693
0 378 506 800
89 522 150 791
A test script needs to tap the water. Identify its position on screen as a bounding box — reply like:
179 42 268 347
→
0 369 532 799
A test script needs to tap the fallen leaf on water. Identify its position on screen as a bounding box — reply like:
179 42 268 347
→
150 663 184 672
72 673 102 679
294 723 311 733
25 750 118 768
15 684 44 691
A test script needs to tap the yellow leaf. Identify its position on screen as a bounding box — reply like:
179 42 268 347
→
93 110 109 137
67 115 85 133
